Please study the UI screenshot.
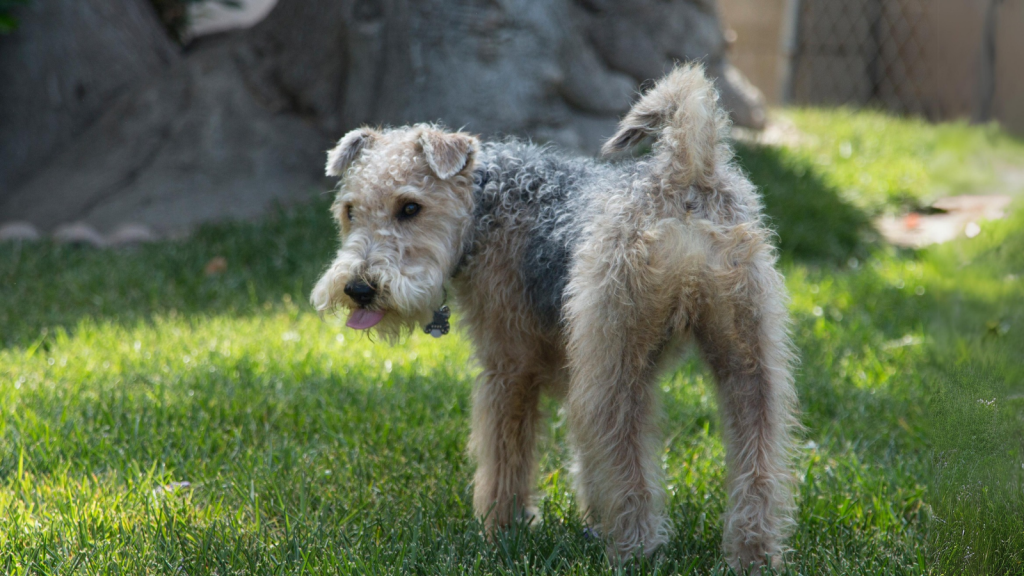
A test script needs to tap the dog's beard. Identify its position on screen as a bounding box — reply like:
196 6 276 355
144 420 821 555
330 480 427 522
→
353 311 426 344
311 258 444 344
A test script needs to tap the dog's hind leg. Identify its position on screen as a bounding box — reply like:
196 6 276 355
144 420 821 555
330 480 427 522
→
693 245 798 572
562 232 677 561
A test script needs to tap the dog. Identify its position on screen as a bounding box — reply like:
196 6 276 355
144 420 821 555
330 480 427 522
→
311 64 798 572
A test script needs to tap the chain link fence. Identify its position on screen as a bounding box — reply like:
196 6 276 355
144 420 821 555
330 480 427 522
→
783 0 975 120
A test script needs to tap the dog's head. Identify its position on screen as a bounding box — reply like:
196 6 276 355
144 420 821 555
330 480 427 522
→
311 124 479 341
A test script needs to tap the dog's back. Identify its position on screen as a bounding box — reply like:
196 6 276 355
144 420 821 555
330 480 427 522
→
467 140 625 330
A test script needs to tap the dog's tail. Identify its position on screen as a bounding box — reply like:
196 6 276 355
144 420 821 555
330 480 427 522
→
602 64 730 190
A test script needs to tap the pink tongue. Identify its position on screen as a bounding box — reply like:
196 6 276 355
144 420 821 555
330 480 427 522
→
346 309 385 330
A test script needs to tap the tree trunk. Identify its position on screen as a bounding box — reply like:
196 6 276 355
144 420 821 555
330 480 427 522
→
0 0 767 235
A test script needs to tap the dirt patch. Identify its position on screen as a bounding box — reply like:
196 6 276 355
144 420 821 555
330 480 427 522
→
876 194 1013 248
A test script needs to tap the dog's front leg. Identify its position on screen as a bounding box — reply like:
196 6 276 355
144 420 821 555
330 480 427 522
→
469 364 543 530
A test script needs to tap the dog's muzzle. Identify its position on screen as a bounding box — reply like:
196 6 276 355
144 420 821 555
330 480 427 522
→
343 279 377 307
342 279 385 330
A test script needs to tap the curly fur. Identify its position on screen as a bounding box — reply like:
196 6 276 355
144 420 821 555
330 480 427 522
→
313 64 798 572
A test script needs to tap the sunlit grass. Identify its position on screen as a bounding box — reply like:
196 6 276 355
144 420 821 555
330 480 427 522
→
784 108 1024 214
1 109 1023 574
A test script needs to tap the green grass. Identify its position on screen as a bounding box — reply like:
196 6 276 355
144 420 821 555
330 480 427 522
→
1 109 1023 574
781 108 1024 214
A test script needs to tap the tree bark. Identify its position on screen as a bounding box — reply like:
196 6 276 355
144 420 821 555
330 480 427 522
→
0 0 767 235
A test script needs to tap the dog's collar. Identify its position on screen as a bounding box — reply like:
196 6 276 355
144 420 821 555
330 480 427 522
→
423 289 451 338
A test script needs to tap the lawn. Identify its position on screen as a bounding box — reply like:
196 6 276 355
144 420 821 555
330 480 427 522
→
1 110 1023 575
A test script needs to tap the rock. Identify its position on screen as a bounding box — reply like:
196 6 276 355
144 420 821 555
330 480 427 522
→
0 0 178 195
732 116 806 148
557 33 637 115
107 223 159 246
0 221 41 242
0 0 768 236
52 222 106 247
0 45 326 236
715 63 768 130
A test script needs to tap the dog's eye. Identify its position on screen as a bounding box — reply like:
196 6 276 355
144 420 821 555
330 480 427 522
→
346 205 354 222
398 202 421 220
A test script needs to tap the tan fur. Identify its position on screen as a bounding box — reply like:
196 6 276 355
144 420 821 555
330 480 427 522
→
602 64 731 191
312 124 478 342
313 65 798 573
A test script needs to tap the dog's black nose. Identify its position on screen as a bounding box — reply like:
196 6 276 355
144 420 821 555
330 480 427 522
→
344 280 377 307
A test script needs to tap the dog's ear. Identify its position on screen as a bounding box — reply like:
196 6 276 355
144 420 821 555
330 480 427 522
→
326 128 376 177
419 129 478 180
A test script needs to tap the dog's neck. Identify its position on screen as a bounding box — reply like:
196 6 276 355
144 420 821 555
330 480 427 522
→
448 165 491 282
428 165 490 336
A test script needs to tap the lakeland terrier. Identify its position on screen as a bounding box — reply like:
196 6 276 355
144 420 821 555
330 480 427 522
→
311 65 798 571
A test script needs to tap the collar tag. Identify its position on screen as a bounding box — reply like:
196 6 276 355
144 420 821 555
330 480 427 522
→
424 305 451 338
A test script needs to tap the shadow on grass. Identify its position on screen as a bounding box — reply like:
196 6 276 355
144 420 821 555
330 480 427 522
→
735 142 877 265
4 236 1021 572
0 200 339 349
